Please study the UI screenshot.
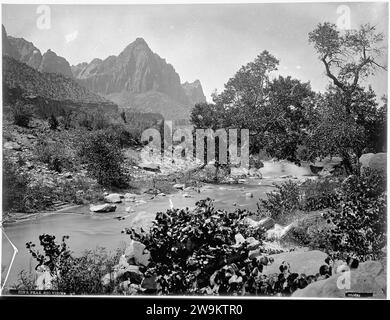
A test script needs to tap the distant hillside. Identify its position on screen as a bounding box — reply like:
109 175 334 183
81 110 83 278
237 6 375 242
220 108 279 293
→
3 24 207 120
3 56 118 112
3 25 73 79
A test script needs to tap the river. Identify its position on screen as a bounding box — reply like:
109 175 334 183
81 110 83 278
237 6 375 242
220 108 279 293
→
1 160 314 288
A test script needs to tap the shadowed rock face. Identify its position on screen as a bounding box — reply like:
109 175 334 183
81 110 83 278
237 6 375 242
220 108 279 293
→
72 38 206 119
3 25 73 79
182 80 207 105
2 25 20 60
8 36 42 70
75 38 189 101
39 49 73 78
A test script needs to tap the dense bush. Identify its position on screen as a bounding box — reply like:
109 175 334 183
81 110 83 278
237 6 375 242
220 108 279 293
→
12 101 32 127
25 234 121 294
124 198 287 295
77 129 128 187
300 178 340 211
35 140 73 173
325 168 387 261
260 178 341 222
2 157 29 213
260 180 301 222
48 114 59 130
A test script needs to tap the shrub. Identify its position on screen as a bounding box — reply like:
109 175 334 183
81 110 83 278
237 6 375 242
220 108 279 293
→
35 140 72 173
25 234 121 294
300 178 340 211
124 198 270 295
77 129 128 187
325 168 387 261
2 157 29 213
12 101 32 127
48 114 59 130
260 180 300 222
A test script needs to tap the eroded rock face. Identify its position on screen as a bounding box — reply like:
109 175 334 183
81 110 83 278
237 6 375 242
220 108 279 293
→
72 38 206 119
181 80 207 105
39 49 73 78
8 36 42 70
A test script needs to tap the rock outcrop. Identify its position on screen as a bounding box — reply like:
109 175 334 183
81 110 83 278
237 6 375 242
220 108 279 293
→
8 36 42 70
292 260 386 298
73 38 206 119
182 80 207 105
38 49 73 78
3 25 73 78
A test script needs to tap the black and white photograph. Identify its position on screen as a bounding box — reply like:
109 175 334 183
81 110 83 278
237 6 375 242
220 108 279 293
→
0 0 388 301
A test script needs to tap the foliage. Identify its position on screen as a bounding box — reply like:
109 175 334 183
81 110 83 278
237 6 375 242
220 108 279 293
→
191 53 314 162
300 178 340 211
25 234 121 294
325 168 387 261
35 140 73 173
48 114 59 130
307 23 387 172
2 157 29 213
124 198 268 294
308 23 386 99
260 180 301 221
303 87 387 173
12 270 37 291
77 129 128 187
12 101 32 127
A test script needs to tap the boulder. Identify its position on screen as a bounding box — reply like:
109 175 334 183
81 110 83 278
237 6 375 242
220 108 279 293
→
359 153 386 173
115 265 143 284
104 193 122 203
139 163 161 172
245 192 254 198
243 217 275 231
261 250 328 276
4 141 22 151
125 206 135 213
173 183 185 190
124 239 151 267
89 203 117 213
292 269 385 298
246 237 261 250
124 193 137 202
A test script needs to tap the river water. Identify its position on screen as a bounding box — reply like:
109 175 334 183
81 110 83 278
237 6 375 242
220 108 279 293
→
1 161 313 288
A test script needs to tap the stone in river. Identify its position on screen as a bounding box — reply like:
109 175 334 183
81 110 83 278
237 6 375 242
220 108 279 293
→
104 193 122 203
90 203 117 213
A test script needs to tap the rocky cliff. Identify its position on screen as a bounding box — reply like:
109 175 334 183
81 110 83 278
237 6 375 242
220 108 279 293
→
182 80 207 105
73 38 205 119
3 25 73 78
3 56 117 112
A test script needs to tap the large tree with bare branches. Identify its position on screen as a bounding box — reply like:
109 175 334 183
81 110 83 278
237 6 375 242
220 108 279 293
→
307 23 387 172
309 22 387 112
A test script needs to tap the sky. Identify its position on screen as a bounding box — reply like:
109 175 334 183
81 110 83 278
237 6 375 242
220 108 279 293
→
2 2 388 101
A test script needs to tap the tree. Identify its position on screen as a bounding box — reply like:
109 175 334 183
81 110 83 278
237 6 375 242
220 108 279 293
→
48 114 59 130
191 52 314 163
309 23 387 112
78 129 128 187
307 23 387 172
